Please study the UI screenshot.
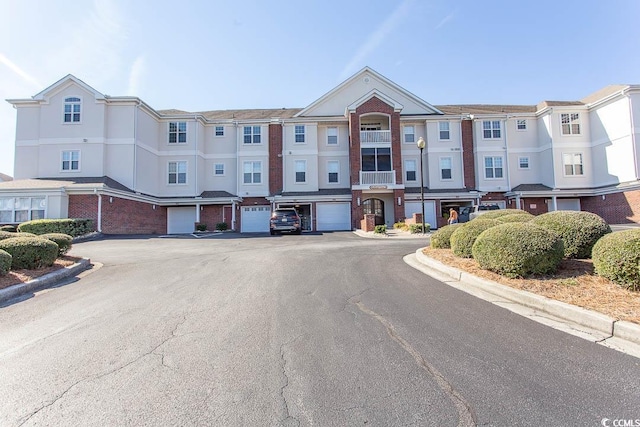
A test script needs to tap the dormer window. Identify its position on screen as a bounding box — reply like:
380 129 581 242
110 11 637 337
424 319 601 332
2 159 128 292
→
63 97 81 123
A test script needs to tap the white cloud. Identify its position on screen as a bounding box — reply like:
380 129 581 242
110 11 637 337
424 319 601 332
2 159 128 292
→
339 0 414 80
0 53 41 89
434 10 457 30
127 56 146 96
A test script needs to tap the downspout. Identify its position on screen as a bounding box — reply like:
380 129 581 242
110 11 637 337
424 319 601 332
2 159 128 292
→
281 121 286 197
504 116 511 193
194 115 199 224
95 189 102 233
458 117 465 188
628 94 639 180
133 101 140 192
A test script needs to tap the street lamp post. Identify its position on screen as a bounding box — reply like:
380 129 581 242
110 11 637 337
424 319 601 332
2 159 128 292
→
417 137 426 234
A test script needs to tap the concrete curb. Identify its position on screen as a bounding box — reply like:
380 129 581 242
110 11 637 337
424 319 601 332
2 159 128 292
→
0 258 91 304
414 249 640 347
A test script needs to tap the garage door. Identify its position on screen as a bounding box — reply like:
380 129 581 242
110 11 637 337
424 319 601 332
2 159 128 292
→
405 201 437 230
167 207 197 234
316 202 351 231
556 199 580 211
241 206 271 233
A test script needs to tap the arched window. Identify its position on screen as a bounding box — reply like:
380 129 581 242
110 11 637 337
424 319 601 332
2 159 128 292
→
64 97 81 123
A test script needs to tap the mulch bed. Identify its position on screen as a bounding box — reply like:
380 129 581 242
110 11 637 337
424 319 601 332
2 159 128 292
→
0 256 81 290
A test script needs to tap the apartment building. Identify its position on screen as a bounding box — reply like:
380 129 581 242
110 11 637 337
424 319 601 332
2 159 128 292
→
1 67 639 234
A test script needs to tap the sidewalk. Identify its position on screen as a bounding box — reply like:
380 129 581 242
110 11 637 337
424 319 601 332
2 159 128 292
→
353 228 432 239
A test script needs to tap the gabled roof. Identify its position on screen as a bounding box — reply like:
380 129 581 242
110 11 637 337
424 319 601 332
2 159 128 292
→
436 104 537 115
511 183 553 192
347 89 403 113
31 74 106 101
581 84 629 105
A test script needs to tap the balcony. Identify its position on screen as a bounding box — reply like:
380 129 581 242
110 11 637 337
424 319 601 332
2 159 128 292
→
360 171 396 186
360 130 391 144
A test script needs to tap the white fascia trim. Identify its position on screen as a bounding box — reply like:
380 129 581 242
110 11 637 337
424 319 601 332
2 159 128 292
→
346 89 404 114
268 194 352 203
32 74 106 101
282 117 348 124
67 187 242 205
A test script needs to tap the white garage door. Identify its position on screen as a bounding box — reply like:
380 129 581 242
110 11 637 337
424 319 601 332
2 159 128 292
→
167 207 197 234
241 206 271 233
316 202 351 231
556 199 581 211
405 201 437 230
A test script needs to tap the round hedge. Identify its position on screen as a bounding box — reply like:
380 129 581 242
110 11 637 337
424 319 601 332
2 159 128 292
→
472 222 564 278
450 218 500 258
496 213 534 223
0 249 11 275
0 225 16 232
477 209 528 220
430 223 463 249
40 233 73 255
0 236 59 270
531 211 611 259
0 231 36 241
592 229 640 291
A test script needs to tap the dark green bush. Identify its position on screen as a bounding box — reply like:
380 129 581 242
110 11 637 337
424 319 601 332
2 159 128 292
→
17 218 94 237
409 223 430 234
0 249 11 275
0 230 36 240
374 225 387 234
40 233 73 256
0 237 59 269
497 213 534 223
430 223 463 249
478 209 528 220
592 229 640 291
215 222 228 231
531 211 611 259
472 222 564 278
450 219 500 258
195 223 207 232
0 225 16 232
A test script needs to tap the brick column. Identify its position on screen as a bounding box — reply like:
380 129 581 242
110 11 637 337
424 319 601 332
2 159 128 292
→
391 112 402 185
461 119 476 190
349 112 361 185
352 190 363 229
269 122 283 195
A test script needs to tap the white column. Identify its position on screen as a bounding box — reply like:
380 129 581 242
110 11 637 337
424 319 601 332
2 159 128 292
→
232 201 237 231
97 194 102 232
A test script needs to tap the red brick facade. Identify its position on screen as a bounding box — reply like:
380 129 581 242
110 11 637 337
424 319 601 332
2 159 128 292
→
351 190 363 230
516 197 549 215
200 205 227 230
581 190 640 224
461 119 476 189
68 194 98 226
268 123 283 195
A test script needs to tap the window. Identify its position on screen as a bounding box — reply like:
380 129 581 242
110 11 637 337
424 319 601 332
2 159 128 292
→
1 197 46 223
63 97 81 123
361 147 391 171
403 125 415 143
243 161 262 184
244 126 261 144
440 157 452 180
295 160 306 183
563 153 584 175
169 122 187 143
328 161 339 183
214 163 225 176
439 122 450 140
327 127 338 145
61 151 80 171
483 121 501 139
295 125 305 143
168 161 187 184
519 157 530 169
215 126 224 137
405 160 417 182
561 113 581 135
484 156 504 179
516 119 527 130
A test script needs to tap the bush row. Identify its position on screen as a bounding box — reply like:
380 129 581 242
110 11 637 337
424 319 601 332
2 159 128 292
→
17 219 94 237
0 233 73 271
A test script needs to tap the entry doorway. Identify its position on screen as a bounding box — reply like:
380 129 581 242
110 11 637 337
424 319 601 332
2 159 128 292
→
277 204 312 232
363 198 385 225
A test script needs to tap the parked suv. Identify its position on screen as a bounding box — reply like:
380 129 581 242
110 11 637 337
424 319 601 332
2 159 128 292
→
270 209 302 235
468 204 501 220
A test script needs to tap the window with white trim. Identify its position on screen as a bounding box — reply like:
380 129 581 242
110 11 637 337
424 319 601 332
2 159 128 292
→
0 197 45 223
243 161 262 184
519 157 530 169
482 121 501 139
327 127 338 145
214 163 225 176
243 126 261 144
295 125 305 143
169 122 187 143
403 125 415 143
295 160 306 183
404 160 417 182
439 122 450 140
440 157 452 180
215 126 224 137
61 150 80 171
516 119 527 130
561 113 581 135
328 161 339 183
563 153 584 175
361 147 391 171
63 97 81 123
484 156 504 178
168 161 187 184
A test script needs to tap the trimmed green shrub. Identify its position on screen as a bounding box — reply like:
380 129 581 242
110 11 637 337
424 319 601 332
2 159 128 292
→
374 225 387 234
472 222 564 278
450 219 500 258
497 213 534 223
0 225 16 232
17 218 94 237
0 249 11 275
40 233 73 256
195 223 207 232
477 209 528 220
531 211 611 259
430 223 463 249
393 221 407 230
215 222 228 231
0 237 59 269
409 223 430 234
592 229 640 291
0 230 36 241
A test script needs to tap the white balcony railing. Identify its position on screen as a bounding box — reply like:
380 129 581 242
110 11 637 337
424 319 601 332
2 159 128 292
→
360 130 391 144
360 171 396 186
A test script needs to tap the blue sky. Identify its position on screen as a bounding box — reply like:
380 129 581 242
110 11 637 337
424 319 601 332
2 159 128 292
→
1 0 639 176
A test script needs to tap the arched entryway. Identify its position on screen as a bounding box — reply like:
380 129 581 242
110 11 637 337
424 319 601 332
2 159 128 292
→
363 198 385 225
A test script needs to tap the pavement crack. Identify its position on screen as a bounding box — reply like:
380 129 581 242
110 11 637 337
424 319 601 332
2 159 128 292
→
279 342 300 427
17 378 85 427
352 300 477 427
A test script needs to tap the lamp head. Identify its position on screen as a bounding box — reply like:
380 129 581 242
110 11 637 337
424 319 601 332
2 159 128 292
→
416 137 426 150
